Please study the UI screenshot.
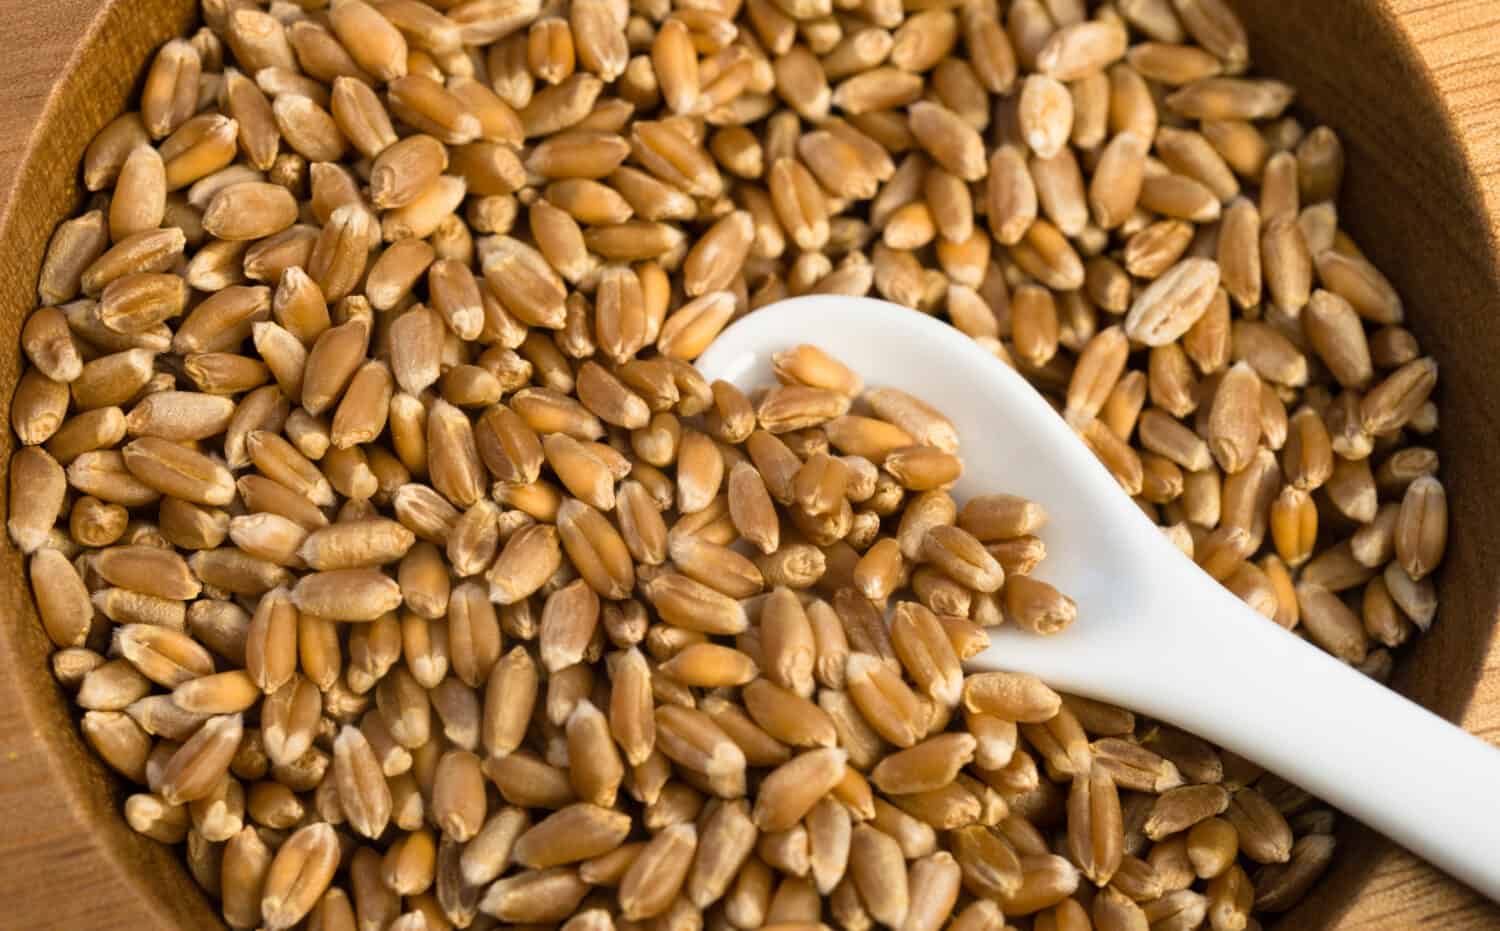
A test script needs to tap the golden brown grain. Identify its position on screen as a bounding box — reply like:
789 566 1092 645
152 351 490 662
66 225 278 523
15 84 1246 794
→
19 7 1440 929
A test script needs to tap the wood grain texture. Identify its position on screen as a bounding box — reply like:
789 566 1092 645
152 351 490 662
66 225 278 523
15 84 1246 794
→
0 0 110 191
0 1 1498 929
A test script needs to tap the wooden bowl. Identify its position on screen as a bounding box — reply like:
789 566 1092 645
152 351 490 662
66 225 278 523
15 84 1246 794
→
2 0 1499 927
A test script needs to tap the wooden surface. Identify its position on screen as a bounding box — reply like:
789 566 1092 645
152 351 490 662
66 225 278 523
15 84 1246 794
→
1 1 1500 928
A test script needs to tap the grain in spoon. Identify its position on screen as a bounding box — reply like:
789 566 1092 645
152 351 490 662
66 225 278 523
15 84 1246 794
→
697 295 1500 903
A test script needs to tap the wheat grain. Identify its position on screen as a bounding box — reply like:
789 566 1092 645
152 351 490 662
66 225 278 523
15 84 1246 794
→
17 6 1448 927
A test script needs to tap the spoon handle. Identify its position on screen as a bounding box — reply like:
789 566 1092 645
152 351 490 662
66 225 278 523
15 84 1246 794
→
989 568 1500 902
1195 615 1500 902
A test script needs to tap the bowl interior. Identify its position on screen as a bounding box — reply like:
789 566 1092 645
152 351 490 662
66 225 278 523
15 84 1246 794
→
1 0 1498 927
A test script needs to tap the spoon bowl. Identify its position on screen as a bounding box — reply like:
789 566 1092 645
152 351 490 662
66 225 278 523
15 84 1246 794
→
697 295 1500 903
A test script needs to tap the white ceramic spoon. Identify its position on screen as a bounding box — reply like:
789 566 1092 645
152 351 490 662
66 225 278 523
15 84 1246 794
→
696 295 1500 903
